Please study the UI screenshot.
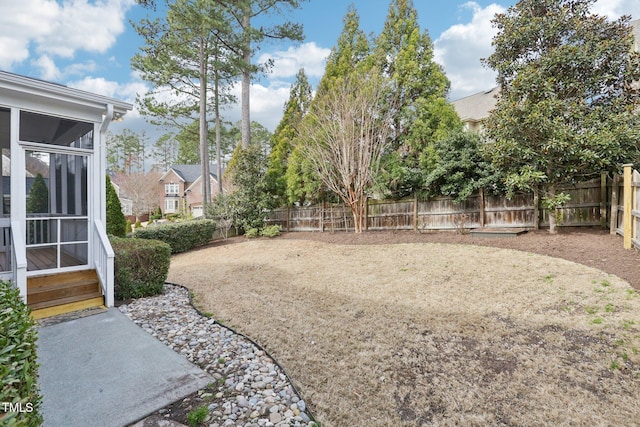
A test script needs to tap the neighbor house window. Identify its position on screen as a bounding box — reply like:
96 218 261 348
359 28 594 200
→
165 183 179 195
165 199 179 213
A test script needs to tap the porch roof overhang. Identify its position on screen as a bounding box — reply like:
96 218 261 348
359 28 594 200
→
0 71 132 122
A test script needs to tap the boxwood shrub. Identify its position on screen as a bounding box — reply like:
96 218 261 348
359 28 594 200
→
110 236 171 300
134 219 216 254
0 280 42 427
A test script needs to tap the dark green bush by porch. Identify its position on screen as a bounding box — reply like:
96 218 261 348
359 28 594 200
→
110 237 171 300
0 280 42 427
134 220 216 254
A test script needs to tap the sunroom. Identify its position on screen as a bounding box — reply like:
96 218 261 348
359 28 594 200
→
0 71 132 315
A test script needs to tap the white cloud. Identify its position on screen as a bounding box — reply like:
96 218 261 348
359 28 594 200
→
67 73 147 109
434 2 506 101
257 42 331 80
433 1 640 102
592 0 640 20
32 55 61 81
221 81 290 132
0 0 134 69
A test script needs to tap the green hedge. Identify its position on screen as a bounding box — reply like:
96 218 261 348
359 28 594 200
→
110 236 171 300
134 220 216 254
0 280 42 427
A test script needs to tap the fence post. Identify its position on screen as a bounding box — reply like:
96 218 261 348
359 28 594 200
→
479 188 485 228
286 206 290 232
533 188 540 230
320 201 324 232
623 164 632 249
413 194 418 231
600 172 607 229
365 198 369 232
610 174 619 234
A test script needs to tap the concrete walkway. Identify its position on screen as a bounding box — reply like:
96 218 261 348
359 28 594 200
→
37 308 212 427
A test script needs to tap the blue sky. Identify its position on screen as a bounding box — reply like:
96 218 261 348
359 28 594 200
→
1 0 639 137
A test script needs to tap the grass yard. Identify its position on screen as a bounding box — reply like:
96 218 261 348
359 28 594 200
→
168 237 640 426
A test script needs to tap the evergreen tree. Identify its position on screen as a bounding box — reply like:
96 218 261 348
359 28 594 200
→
26 173 48 214
266 68 313 205
286 7 372 205
152 133 178 172
224 143 271 230
106 176 126 237
373 0 462 198
316 5 372 96
106 129 147 173
229 0 306 147
483 0 640 233
133 0 239 206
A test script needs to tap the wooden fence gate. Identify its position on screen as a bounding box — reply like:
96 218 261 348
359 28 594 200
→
621 165 640 250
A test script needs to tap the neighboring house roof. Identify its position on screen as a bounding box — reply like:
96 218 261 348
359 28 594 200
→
160 164 220 183
451 86 500 124
632 19 640 52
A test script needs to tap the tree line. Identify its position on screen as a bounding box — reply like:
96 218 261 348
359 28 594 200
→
114 0 640 235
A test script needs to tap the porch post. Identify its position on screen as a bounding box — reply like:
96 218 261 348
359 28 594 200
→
10 108 27 300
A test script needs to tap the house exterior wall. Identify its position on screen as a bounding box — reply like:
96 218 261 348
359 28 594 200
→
159 169 186 215
185 176 220 217
159 168 220 218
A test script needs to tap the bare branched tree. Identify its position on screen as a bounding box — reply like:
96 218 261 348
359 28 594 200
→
299 72 393 232
112 171 161 220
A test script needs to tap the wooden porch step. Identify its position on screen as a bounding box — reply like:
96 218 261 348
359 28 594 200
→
31 297 106 321
27 270 103 312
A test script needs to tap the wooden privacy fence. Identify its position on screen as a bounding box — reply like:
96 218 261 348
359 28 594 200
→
266 176 611 233
612 164 640 250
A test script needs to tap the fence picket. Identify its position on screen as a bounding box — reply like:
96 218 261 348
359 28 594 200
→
266 177 615 233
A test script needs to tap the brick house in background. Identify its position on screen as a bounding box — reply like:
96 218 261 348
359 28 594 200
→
158 164 222 218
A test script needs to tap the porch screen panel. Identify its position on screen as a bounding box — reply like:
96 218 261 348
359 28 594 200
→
25 150 89 271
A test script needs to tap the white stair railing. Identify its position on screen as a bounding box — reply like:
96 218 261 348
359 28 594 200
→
11 220 27 301
93 219 114 307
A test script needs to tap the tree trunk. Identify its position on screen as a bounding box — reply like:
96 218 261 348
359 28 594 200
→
548 210 558 234
214 73 223 195
241 7 251 148
199 40 211 207
547 184 557 235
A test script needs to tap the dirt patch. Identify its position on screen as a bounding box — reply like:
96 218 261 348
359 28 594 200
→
168 229 640 426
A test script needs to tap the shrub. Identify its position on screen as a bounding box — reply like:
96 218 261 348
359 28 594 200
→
134 220 216 254
244 228 260 238
150 206 162 221
125 220 132 234
106 176 126 237
0 280 42 427
110 236 171 300
134 220 142 229
261 225 282 238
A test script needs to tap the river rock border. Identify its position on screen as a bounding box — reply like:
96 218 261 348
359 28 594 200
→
119 284 318 427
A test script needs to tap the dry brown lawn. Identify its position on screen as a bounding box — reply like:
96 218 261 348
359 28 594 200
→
168 238 640 427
